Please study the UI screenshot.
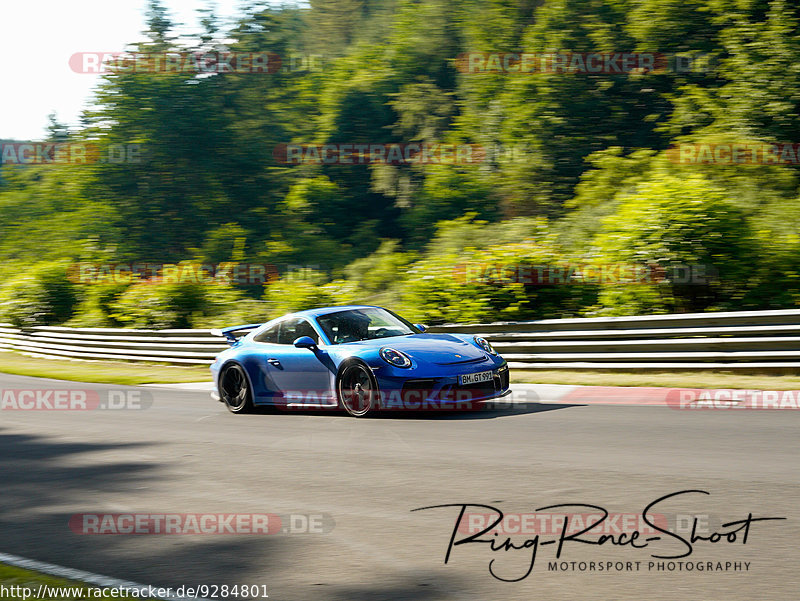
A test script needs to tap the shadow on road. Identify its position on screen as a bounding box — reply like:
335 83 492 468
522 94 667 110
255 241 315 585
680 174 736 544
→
0 429 290 589
246 401 583 420
0 427 469 599
318 575 460 601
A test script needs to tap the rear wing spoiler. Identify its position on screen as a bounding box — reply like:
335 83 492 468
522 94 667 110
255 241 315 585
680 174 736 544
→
210 323 263 345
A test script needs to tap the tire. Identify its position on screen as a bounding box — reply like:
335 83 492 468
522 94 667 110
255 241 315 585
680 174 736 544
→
336 361 379 417
219 363 254 414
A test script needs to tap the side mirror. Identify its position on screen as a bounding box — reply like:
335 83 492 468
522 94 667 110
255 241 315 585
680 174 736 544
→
293 336 317 350
414 323 427 333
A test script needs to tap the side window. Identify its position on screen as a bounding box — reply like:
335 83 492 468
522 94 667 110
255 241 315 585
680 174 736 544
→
253 322 281 343
278 318 319 345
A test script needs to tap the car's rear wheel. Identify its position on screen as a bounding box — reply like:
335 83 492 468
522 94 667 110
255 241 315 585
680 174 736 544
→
337 361 379 417
219 363 254 414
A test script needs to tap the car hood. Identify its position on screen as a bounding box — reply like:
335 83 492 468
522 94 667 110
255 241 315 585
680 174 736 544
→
346 333 489 365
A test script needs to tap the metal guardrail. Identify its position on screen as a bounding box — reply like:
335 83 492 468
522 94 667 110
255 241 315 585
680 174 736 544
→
0 325 227 365
1 308 800 370
427 308 800 370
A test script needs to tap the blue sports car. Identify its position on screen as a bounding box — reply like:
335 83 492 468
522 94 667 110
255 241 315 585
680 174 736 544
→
210 305 510 416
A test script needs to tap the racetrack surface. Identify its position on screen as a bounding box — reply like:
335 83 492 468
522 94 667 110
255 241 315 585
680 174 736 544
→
0 373 797 600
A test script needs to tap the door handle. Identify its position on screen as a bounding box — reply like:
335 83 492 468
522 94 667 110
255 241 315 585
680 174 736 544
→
267 358 282 367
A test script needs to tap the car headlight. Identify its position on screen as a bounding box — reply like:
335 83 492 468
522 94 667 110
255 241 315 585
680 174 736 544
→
474 336 497 355
380 347 412 368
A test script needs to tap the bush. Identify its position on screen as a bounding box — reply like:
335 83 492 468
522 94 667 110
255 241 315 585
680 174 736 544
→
344 240 416 294
262 270 358 319
110 282 245 329
593 174 757 314
0 261 78 326
395 225 596 324
67 284 130 327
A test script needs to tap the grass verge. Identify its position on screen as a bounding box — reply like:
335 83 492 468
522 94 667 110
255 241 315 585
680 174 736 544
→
511 369 800 390
0 562 91 600
2 351 799 390
0 562 159 600
0 351 210 386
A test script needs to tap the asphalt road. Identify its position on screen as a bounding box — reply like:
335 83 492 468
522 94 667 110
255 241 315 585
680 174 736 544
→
0 373 797 600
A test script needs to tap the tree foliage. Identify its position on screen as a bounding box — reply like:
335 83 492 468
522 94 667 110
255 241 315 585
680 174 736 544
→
2 0 800 327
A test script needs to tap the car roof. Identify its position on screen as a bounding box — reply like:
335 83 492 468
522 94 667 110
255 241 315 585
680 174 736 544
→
290 305 382 319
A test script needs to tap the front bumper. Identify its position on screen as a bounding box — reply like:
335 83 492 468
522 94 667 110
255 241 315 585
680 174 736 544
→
376 363 510 408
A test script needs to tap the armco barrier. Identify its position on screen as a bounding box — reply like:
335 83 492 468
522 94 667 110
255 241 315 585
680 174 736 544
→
427 308 800 370
1 308 800 370
0 325 227 365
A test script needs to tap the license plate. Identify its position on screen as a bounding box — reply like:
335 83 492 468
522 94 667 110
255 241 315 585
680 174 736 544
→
460 370 494 385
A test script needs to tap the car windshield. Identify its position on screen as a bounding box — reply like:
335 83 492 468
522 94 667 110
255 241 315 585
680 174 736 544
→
316 308 418 345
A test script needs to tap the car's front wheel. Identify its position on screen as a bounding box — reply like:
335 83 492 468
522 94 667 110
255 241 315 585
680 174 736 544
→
219 363 254 414
337 361 379 417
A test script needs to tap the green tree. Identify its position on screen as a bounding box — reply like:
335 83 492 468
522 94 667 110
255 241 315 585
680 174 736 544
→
595 174 758 313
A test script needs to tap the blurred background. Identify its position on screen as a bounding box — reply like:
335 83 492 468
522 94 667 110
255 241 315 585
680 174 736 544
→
2 0 800 329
